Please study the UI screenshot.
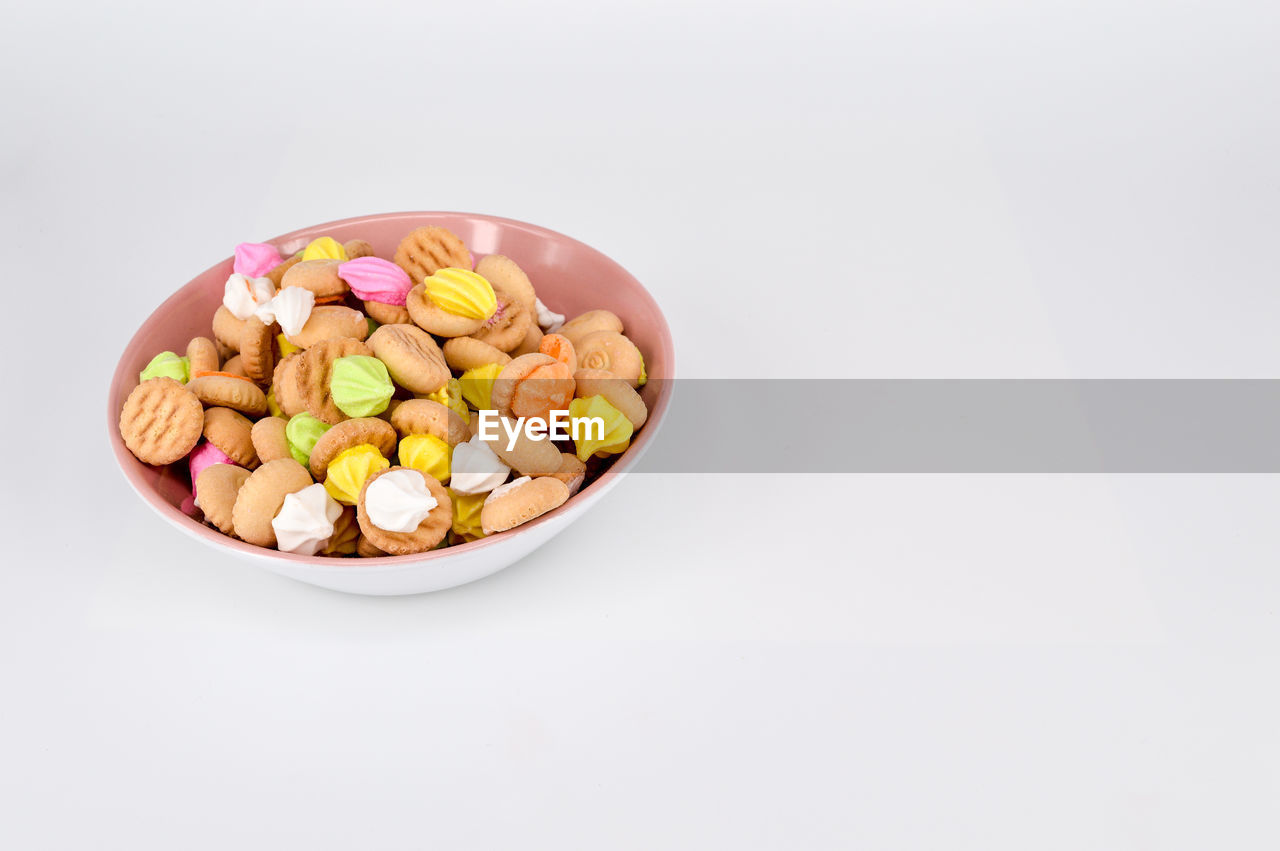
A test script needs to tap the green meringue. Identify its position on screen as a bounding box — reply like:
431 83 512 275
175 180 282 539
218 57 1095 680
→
329 355 394 418
139 351 190 384
286 412 331 467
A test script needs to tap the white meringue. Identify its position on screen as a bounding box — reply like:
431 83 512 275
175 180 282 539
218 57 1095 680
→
534 297 564 332
223 273 277 321
365 469 438 533
256 286 315 337
271 483 342 555
449 435 511 495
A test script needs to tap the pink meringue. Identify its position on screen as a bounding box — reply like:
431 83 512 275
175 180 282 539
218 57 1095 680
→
234 242 284 277
338 257 413 306
188 441 238 500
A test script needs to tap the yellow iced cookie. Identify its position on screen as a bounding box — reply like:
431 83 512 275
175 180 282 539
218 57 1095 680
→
323 443 390 505
459 363 503 412
399 434 451 483
301 236 347 262
568 395 633 461
426 377 470 424
277 334 302 358
423 268 496 319
449 488 486 539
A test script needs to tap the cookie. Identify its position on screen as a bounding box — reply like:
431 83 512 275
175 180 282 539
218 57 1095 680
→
239 316 275 382
405 282 488 338
186 336 220 374
509 321 543 357
574 330 644 387
490 353 575 422
294 337 374 425
355 466 453 555
365 300 411 326
389 399 469 446
187 374 269 416
271 352 307 418
343 239 375 260
480 476 569 535
230 458 315 548
480 415 562 477
212 305 250 352
573 368 648 429
194 463 252 535
220 354 248 378
202 406 260 469
558 310 624 348
550 453 587 496
250 415 292 464
119 377 205 465
538 333 578 373
356 533 386 558
285 305 368 349
367 324 450 394
322 506 361 555
442 336 512 372
280 258 348 299
265 252 303 287
307 417 397 481
393 226 471 285
470 254 535 352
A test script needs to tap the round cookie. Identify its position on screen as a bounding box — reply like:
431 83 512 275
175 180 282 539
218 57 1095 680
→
558 310 623 348
230 458 315 548
220 355 248 378
405 283 488 338
470 254 535 352
480 476 569 535
119 377 205 465
364 300 411 326
187 374 268 416
356 533 386 558
202 406 260 469
367 324 450 394
212 305 250 352
574 331 644 387
389 399 469 446
572 368 648 429
355 466 453 555
509 321 543 357
293 337 374 425
322 506 360 555
186 336 220 374
239 316 275 382
307 417 397 481
272 352 307 418
343 239 375 260
194 463 252 535
265 252 303 287
250 416 292 464
281 258 348 299
538 333 578 374
490 353 575 422
393 226 471 285
550 452 587 496
482 415 562 477
442 336 512 372
285 305 369 349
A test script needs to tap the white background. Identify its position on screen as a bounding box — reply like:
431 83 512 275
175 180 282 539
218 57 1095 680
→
3 0 1279 848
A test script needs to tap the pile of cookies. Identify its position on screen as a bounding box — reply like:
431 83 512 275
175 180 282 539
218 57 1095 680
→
118 225 649 557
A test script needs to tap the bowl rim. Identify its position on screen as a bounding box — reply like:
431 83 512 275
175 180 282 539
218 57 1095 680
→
107 210 675 573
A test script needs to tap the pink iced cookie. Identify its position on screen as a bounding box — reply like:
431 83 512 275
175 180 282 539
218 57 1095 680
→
338 256 413 306
234 242 284 277
188 440 238 499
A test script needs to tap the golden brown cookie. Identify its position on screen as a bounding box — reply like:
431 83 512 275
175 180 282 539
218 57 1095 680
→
491 353 575 422
194 463 252 535
389 399 469 446
307 417 397 481
356 533 386 558
393 226 471 285
220 354 249 378
212 305 250 352
550 453 587 496
294 337 374 425
285 305 369 348
187 336 220 374
558 310 624 348
343 239 375 260
574 331 644 387
230 458 315 548
480 415 562 476
442 336 512 372
119 377 205 465
250 416 292 464
405 282 489 338
239 316 275 382
187 374 268 416
202 406 260 469
265 252 303 287
355 466 453 555
272 352 307 418
470 254 535 352
480 476 569 534
364 300 411 326
367 324 450 394
572 368 648 429
281 258 348 299
509 321 543 357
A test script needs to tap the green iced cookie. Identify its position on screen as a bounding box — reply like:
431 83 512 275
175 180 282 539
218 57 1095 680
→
330 355 394 418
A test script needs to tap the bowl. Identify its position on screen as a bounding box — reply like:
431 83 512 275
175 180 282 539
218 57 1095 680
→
108 211 674 595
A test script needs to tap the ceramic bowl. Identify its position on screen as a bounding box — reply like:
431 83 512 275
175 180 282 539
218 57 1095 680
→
108 212 674 595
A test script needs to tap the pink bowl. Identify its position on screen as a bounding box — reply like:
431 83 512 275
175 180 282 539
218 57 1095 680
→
108 212 675 595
